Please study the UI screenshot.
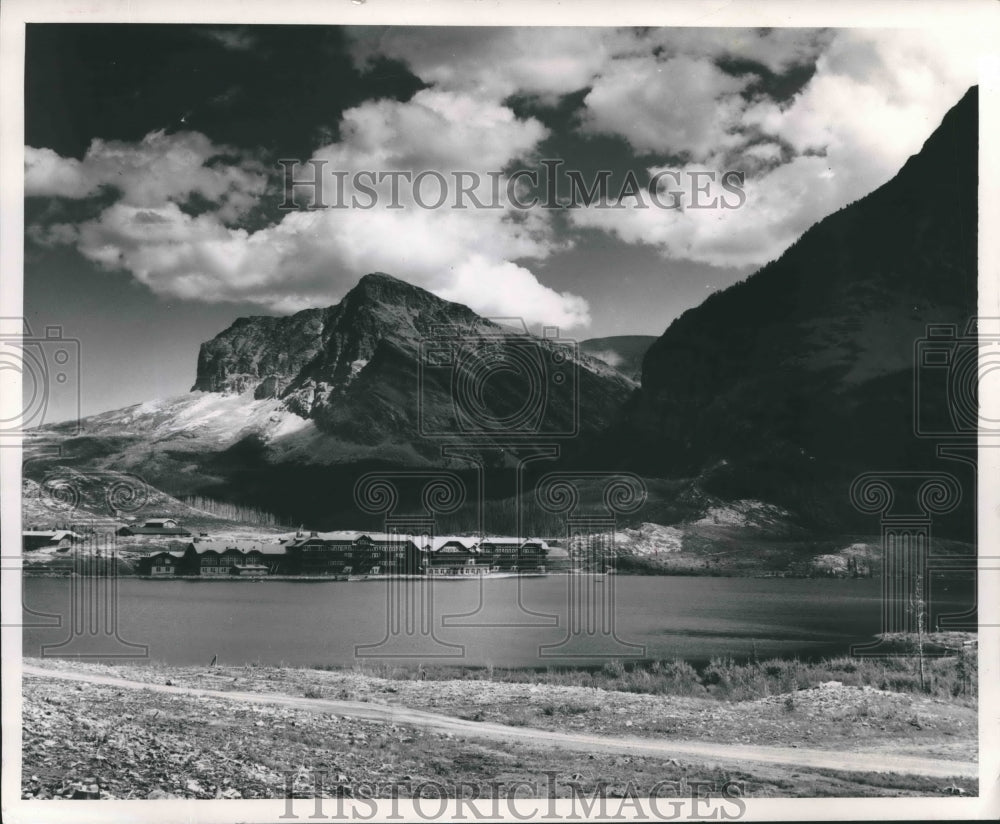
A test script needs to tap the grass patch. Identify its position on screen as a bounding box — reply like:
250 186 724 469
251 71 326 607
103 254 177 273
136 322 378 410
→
333 634 977 704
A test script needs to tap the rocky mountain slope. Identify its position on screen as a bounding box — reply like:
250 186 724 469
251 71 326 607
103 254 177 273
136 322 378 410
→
26 274 636 524
595 86 978 538
579 336 657 380
192 273 492 400
24 89 977 545
188 272 633 443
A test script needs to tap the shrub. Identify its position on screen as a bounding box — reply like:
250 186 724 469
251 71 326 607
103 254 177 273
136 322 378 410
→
504 710 531 727
602 660 626 679
701 657 735 695
885 673 922 693
561 703 591 715
305 638 977 703
656 659 703 695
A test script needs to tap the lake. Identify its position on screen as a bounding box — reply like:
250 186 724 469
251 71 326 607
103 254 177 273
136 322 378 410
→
20 575 975 668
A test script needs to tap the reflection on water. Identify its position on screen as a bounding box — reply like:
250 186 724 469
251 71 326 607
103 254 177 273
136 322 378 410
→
21 575 975 668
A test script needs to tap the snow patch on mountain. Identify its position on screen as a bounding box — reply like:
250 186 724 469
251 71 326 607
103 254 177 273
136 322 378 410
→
612 522 685 555
693 499 792 528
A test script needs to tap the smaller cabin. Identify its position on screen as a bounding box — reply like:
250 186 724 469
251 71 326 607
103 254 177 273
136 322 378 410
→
117 518 192 538
138 550 185 576
22 530 82 551
143 518 178 529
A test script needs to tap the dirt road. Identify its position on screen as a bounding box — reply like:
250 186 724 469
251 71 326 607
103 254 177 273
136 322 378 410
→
22 663 978 780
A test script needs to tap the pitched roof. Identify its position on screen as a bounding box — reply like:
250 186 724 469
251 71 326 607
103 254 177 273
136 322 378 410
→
123 526 191 535
426 536 479 552
148 550 186 559
23 530 81 541
289 531 420 547
284 533 548 552
479 536 549 548
187 541 286 555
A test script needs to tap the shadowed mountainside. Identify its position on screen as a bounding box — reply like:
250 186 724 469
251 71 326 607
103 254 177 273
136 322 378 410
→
585 87 978 538
579 336 657 380
24 89 978 545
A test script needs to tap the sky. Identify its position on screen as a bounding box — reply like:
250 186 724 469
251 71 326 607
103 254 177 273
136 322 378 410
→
23 24 980 420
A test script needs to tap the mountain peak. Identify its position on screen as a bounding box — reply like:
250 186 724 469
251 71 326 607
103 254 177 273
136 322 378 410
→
191 271 485 399
347 271 436 304
183 266 634 461
356 271 407 286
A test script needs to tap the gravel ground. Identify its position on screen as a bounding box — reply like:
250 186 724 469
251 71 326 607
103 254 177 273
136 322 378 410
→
20 658 977 800
22 658 974 758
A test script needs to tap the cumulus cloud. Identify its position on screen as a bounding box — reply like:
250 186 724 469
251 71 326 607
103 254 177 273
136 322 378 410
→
349 27 830 105
28 92 589 327
25 131 267 222
571 156 841 268
350 27 627 103
321 89 547 175
580 54 754 159
352 27 832 160
26 26 979 323
56 197 586 325
357 25 975 269
569 28 980 267
24 147 95 199
641 28 835 75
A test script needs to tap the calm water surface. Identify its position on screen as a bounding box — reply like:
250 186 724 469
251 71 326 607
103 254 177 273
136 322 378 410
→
21 576 973 668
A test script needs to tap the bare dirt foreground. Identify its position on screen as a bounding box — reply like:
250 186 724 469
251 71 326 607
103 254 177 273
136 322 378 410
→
21 658 977 801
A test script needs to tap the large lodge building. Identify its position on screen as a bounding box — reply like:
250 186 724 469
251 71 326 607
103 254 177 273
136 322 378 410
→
137 532 551 577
